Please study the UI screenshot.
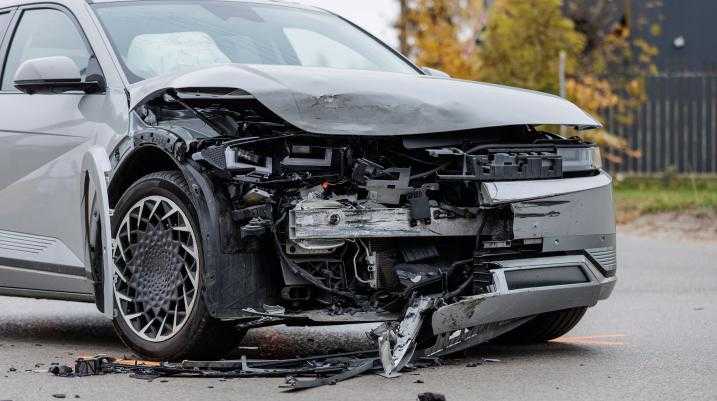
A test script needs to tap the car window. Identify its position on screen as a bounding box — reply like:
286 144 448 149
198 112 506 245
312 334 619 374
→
1 8 91 91
284 28 375 71
92 1 418 83
0 12 12 40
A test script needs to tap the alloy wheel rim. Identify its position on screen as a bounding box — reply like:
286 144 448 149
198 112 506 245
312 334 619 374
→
113 195 200 342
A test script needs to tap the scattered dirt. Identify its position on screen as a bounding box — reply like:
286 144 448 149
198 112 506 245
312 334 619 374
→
619 210 717 243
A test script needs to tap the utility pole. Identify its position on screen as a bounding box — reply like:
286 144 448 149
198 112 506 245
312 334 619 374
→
397 0 409 55
559 50 567 135
559 50 566 98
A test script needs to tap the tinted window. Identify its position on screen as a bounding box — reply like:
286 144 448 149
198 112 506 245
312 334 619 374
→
1 8 91 90
92 1 417 83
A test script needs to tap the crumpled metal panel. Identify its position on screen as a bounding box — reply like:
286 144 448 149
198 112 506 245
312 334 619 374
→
128 64 600 136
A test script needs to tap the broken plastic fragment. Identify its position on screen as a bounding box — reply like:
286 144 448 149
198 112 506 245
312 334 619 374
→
375 295 434 378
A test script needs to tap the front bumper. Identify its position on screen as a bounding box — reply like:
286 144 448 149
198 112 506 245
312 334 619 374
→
431 254 616 335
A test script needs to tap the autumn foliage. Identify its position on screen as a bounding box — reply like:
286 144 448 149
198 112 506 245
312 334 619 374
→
396 0 659 163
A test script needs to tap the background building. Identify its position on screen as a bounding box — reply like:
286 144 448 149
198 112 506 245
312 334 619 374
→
604 0 717 174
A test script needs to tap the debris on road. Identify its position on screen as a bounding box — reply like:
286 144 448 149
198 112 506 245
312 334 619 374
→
46 295 507 393
47 351 446 392
417 392 447 401
48 355 116 378
74 356 115 377
48 364 74 377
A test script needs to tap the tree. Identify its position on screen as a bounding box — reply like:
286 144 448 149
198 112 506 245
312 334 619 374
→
395 0 484 79
564 0 660 162
477 0 584 95
396 0 660 164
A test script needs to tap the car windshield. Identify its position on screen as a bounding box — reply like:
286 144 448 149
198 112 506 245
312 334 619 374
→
92 1 418 83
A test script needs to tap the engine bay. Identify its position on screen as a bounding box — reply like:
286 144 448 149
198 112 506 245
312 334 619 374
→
130 90 604 317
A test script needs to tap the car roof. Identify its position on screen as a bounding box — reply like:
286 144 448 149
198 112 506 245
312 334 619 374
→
0 0 325 13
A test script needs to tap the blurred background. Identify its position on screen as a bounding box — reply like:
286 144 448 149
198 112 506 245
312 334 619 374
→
299 0 717 229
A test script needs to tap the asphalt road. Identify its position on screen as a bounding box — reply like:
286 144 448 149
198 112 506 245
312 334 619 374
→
1 233 715 401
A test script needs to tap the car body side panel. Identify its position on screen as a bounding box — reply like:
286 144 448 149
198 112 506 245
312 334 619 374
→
0 92 127 294
0 0 128 297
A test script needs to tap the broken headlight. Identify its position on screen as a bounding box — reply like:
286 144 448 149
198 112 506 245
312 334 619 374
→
557 146 603 172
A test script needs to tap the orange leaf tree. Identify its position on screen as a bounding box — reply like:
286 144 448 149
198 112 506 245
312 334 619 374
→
396 0 660 163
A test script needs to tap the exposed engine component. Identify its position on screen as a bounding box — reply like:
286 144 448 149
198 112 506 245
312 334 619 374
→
289 200 481 240
138 92 604 314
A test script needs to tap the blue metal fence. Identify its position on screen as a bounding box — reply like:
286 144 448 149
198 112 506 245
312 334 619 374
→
605 75 717 174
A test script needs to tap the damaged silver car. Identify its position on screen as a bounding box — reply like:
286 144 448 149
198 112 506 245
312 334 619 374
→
0 0 616 363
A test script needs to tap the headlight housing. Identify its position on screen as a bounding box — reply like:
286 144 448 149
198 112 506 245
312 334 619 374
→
557 146 603 172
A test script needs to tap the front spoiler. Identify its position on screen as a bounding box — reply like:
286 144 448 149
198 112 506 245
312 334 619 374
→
431 254 616 335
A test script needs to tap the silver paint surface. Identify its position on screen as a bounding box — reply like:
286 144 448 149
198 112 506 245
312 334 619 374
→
128 64 601 136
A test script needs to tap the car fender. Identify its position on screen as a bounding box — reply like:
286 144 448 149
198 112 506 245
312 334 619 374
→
81 146 114 319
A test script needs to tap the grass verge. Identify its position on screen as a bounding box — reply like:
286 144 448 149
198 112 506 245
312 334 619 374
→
613 175 717 224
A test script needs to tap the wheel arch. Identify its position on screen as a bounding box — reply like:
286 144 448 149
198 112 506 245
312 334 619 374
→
108 144 184 209
97 143 272 319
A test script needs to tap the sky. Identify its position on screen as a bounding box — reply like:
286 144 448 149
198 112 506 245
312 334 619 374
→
293 0 400 47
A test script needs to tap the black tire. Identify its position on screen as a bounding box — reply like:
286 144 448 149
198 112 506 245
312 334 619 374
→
111 171 244 361
493 307 588 344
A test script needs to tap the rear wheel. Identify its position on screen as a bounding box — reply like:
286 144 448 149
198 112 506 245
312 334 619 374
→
111 171 243 360
493 307 588 344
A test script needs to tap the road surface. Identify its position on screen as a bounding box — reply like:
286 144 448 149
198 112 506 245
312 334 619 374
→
1 233 715 401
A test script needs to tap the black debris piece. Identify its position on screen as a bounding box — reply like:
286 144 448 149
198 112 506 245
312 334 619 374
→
74 355 115 377
48 364 74 377
130 374 161 382
414 379 425 384
417 393 446 401
51 395 66 399
49 355 116 378
282 358 377 392
465 362 481 367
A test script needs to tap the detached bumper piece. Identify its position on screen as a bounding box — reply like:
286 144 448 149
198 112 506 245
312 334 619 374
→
431 255 616 335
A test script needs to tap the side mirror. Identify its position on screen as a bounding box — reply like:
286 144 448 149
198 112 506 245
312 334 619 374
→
13 56 105 95
421 67 451 78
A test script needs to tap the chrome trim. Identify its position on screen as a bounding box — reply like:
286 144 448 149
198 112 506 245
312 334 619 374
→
481 171 612 205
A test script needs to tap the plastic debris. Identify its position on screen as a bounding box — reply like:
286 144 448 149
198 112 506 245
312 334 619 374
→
48 364 74 377
417 393 446 401
47 351 444 392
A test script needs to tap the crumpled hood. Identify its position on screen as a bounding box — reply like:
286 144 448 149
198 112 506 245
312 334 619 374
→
128 64 600 136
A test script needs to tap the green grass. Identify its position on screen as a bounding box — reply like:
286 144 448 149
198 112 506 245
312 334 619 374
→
613 176 717 223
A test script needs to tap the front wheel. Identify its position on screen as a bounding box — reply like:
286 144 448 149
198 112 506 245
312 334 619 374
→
111 171 243 360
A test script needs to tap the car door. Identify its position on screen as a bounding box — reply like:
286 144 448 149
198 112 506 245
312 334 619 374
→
0 4 121 298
